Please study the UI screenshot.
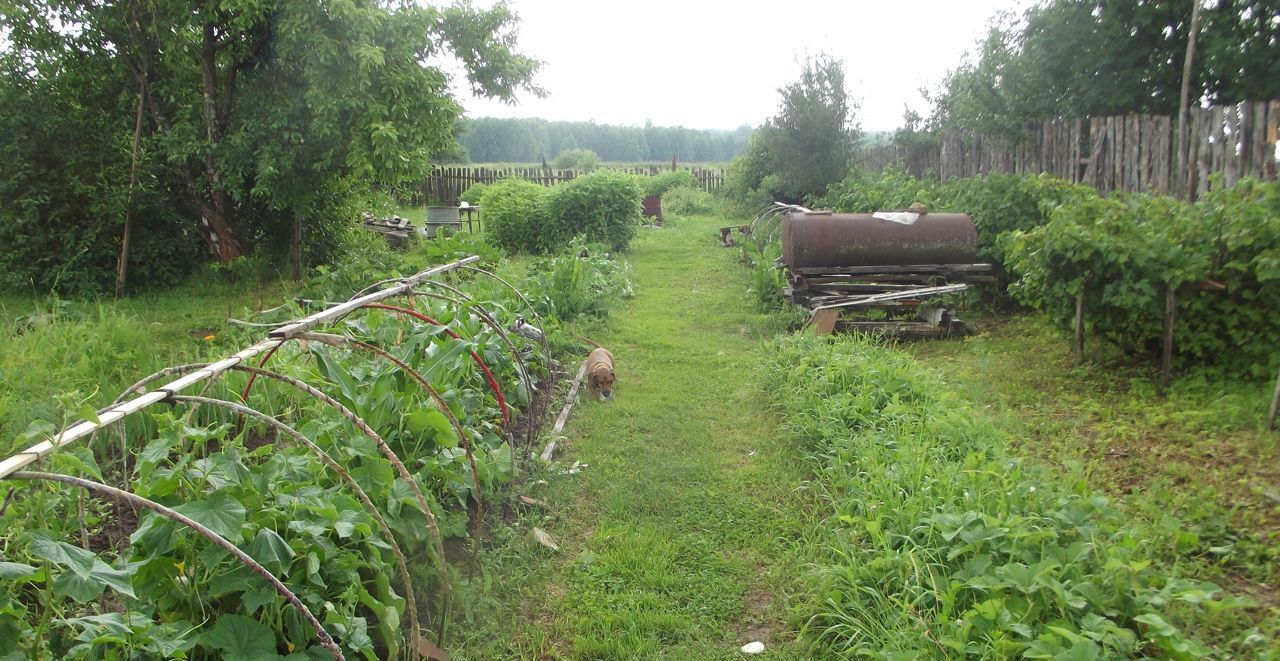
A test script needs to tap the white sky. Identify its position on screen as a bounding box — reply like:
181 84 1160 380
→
454 0 1029 132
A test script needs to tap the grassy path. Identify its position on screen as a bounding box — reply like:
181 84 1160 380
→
457 216 812 659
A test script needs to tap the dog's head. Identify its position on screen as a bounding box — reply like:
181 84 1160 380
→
589 364 615 401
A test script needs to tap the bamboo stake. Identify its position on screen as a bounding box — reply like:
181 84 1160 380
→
115 72 147 298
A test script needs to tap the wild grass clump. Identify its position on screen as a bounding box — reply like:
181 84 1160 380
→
763 335 1255 658
643 169 696 196
661 186 719 217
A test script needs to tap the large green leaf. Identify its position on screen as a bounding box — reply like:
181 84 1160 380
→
203 614 281 661
174 491 246 540
403 409 457 447
246 528 295 575
0 562 37 581
31 536 136 602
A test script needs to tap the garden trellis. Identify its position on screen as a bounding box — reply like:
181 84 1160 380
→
0 255 555 660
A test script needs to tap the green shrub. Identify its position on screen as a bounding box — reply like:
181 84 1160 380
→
552 148 600 171
542 170 642 252
1003 179 1280 375
644 169 696 196
764 335 1231 657
479 178 549 254
662 186 719 216
460 182 489 205
817 166 940 212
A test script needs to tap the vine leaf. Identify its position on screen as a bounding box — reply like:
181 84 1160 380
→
30 536 137 603
174 491 246 539
246 529 295 576
0 562 37 581
203 614 281 661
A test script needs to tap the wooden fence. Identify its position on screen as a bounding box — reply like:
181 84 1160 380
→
855 100 1279 200
422 165 726 203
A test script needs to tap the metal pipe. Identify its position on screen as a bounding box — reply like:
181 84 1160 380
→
781 212 978 269
270 256 478 340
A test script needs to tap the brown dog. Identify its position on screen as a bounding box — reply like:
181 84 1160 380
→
585 346 616 402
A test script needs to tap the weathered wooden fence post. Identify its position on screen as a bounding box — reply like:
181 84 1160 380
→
1073 285 1085 367
1268 365 1280 431
1160 285 1176 393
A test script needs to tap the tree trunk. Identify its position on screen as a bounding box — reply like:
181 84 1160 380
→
1175 0 1202 200
194 21 245 262
197 194 244 261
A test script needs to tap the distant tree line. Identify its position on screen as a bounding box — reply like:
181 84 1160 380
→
456 117 752 163
927 0 1280 134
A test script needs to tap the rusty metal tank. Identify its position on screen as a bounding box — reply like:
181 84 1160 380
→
781 211 978 269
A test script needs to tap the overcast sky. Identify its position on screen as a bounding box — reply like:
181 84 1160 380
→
453 0 1029 133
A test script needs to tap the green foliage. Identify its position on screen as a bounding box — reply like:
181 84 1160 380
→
742 242 785 311
931 1 1279 133
764 334 1234 658
0 44 203 295
818 166 941 212
661 187 719 217
525 239 632 320
643 170 696 196
480 178 550 254
0 232 633 658
728 54 857 204
541 170 643 253
551 148 600 171
459 183 489 205
1003 179 1280 375
0 0 540 288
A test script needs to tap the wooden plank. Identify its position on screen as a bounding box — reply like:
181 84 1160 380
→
1084 118 1102 186
539 360 589 462
1224 104 1240 187
1259 99 1269 176
808 308 839 335
1195 107 1210 198
1128 114 1140 191
811 283 969 311
1113 116 1124 193
1269 101 1280 180
793 263 994 276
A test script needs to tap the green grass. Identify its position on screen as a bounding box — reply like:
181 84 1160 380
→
0 277 297 449
450 217 815 659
